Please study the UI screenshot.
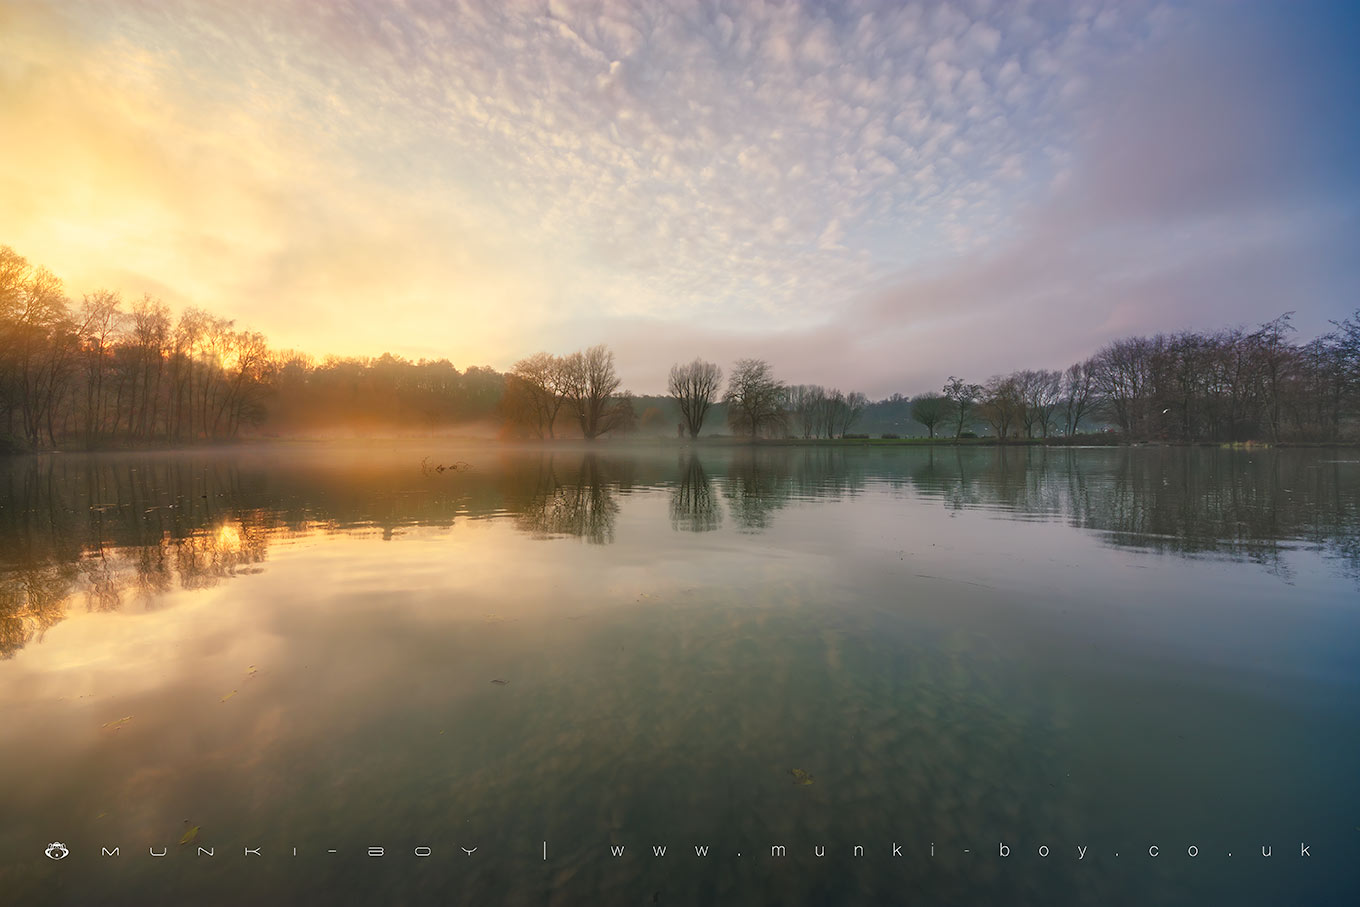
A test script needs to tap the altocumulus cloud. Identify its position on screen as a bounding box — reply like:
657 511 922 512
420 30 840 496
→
0 0 1355 396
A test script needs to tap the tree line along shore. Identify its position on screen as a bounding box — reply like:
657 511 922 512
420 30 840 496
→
3 244 1358 452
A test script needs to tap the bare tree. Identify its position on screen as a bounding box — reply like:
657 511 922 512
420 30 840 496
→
8 261 73 446
219 330 273 438
561 344 626 440
725 358 786 438
668 358 722 439
818 387 844 438
834 390 868 437
128 296 170 441
1061 359 1096 436
788 384 825 437
6 242 1358 450
611 391 638 434
511 352 567 439
198 314 236 441
943 376 983 438
1016 369 1063 438
980 374 1025 439
76 290 124 446
1250 313 1296 443
169 308 205 442
1091 337 1157 437
783 384 864 438
911 393 951 438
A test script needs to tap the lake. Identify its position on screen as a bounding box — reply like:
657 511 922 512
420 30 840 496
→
1 443 1358 905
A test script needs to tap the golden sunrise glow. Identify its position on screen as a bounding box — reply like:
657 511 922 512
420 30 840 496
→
0 3 551 369
2 1 1355 395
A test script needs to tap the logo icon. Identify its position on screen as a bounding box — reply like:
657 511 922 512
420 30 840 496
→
45 842 69 861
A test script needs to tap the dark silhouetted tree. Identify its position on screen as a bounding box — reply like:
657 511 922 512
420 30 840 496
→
668 358 723 439
911 393 951 438
725 359 786 438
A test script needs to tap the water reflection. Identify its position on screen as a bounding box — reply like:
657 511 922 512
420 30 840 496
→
670 454 720 532
907 446 1360 577
2 445 1359 660
512 453 621 544
2 444 1358 905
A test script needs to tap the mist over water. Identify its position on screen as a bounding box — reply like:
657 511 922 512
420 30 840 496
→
1 443 1357 905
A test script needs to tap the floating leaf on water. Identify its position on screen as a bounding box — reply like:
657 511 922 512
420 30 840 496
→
789 768 814 786
220 690 237 702
490 679 509 686
179 825 200 845
101 716 134 729
246 665 257 677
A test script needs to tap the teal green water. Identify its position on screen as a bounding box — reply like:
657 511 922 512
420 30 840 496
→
1 444 1357 905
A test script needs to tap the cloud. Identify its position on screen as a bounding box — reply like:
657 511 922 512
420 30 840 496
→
0 0 550 364
856 1 1360 393
0 0 1354 398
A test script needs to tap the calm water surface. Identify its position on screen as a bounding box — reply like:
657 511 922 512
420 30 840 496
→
1 443 1358 905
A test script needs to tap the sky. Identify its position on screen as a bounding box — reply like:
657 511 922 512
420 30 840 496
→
1 0 1357 398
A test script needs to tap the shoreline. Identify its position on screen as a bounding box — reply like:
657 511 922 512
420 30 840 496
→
4 436 1358 456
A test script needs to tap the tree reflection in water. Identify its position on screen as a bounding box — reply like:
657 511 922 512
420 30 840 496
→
2 445 1358 658
512 453 620 544
670 454 720 533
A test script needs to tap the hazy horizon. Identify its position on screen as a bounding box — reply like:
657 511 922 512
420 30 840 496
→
2 0 1357 398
